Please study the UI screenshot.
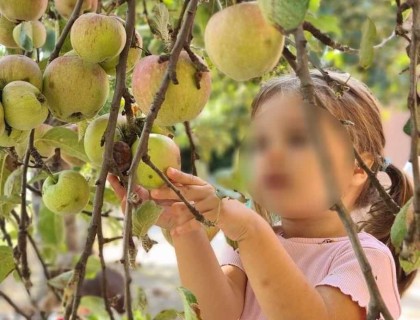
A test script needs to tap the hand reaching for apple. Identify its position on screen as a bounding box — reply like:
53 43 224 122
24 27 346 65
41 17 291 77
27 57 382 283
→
107 170 202 231
108 167 252 242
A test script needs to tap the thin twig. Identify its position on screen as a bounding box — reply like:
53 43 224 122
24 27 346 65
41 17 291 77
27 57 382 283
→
81 210 124 221
293 26 393 320
353 149 401 213
396 0 412 42
0 291 31 320
97 213 115 319
406 0 420 247
26 184 42 197
184 121 199 175
49 0 84 62
142 155 214 226
282 46 297 71
27 234 62 301
104 236 124 244
18 129 34 289
64 1 136 318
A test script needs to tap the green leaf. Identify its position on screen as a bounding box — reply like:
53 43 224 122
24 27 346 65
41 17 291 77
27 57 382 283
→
0 246 15 284
258 0 310 33
150 3 171 45
1 167 23 218
48 270 74 289
132 200 164 238
85 256 102 279
37 200 65 245
391 197 413 250
13 21 34 52
154 309 181 320
177 287 201 320
308 0 321 13
400 249 420 273
37 127 89 163
79 296 111 319
359 17 377 69
78 120 88 142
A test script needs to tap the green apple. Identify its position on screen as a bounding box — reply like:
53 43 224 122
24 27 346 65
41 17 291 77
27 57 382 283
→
55 0 98 20
132 134 181 189
99 32 142 76
0 0 48 22
0 55 43 90
0 102 5 136
70 13 126 63
13 20 47 50
2 81 49 130
43 55 109 123
84 113 126 167
204 2 284 81
0 127 30 147
42 170 90 214
132 51 211 126
0 15 18 48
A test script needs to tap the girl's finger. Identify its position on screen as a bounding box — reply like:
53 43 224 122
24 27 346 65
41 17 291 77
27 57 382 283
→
170 219 203 237
107 174 126 201
166 167 207 186
151 184 212 201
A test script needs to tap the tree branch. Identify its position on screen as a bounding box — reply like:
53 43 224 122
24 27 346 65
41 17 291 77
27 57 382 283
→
293 26 393 320
0 291 31 320
97 213 115 319
406 0 420 249
353 149 401 213
183 121 199 175
18 129 34 289
49 0 84 62
27 234 62 301
64 1 136 318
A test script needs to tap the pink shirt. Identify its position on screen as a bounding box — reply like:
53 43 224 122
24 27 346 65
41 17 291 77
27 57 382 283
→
218 230 401 320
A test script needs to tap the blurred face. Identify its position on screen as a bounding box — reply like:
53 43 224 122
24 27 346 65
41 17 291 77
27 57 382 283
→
247 93 355 218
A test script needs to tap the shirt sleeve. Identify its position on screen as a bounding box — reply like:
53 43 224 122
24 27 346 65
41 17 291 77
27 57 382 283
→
315 246 401 319
217 238 245 271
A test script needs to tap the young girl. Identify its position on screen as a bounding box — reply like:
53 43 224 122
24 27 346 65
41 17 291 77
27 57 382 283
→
109 70 417 320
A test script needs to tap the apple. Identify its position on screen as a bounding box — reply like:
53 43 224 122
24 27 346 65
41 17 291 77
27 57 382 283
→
43 55 109 123
0 0 48 22
0 55 43 90
2 81 49 130
204 2 284 81
0 102 5 136
99 32 142 76
42 170 90 214
84 113 126 168
54 0 98 19
0 15 18 48
0 127 30 147
13 20 47 50
70 13 127 63
132 51 211 126
132 134 181 189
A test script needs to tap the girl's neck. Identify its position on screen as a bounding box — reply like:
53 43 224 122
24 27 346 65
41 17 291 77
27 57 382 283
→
279 212 349 239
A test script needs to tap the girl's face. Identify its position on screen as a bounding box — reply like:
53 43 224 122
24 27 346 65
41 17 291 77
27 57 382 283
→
248 93 356 218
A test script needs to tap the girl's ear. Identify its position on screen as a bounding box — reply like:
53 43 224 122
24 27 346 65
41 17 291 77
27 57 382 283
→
351 152 375 187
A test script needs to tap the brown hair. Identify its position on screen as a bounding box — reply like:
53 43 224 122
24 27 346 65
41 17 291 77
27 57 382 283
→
250 69 416 295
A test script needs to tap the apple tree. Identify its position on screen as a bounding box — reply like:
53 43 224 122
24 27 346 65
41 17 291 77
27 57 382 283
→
0 0 418 319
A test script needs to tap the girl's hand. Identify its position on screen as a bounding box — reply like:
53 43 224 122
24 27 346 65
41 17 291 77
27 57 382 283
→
107 174 192 230
151 168 256 241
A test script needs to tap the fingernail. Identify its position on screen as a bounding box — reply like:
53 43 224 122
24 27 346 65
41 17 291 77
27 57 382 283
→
167 167 177 175
151 190 159 197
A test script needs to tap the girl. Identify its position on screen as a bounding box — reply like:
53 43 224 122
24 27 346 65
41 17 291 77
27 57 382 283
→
109 70 417 320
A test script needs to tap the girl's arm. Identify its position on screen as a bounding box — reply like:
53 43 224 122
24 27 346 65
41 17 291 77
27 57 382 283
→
171 219 247 320
237 211 365 320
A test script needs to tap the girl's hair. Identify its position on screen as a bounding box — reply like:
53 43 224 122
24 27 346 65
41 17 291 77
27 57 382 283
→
250 69 416 295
